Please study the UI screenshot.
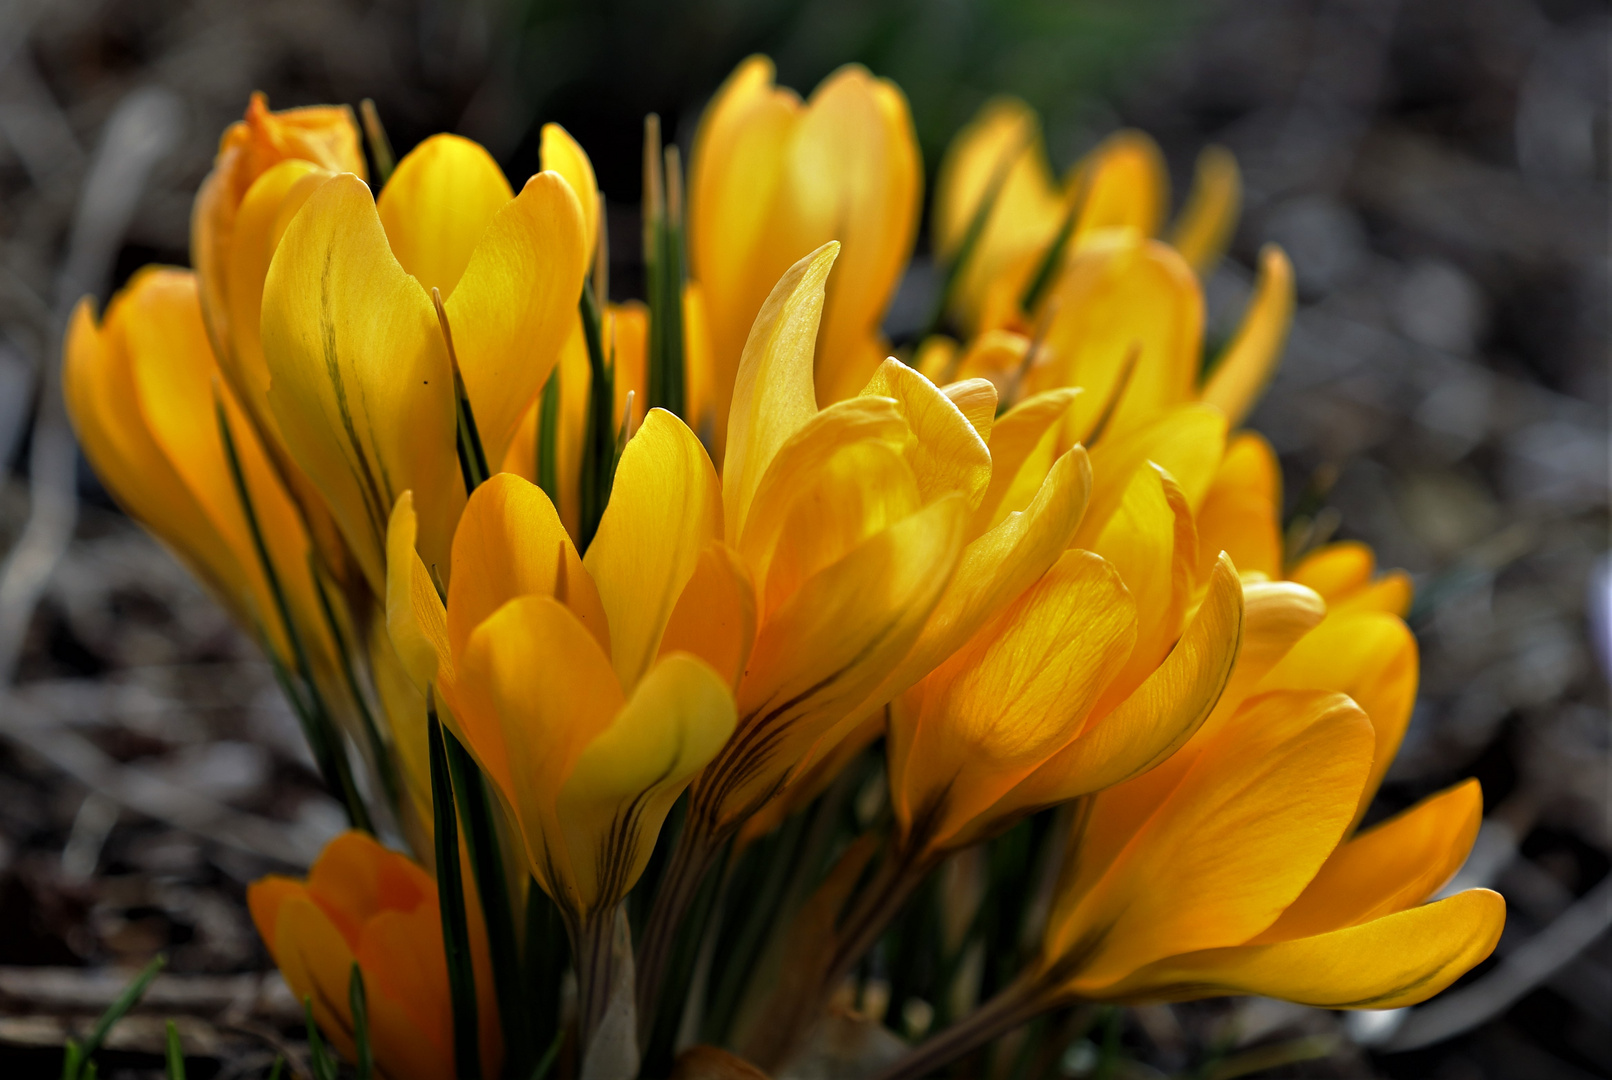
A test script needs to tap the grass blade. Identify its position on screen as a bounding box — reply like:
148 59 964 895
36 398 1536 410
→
429 699 482 1080
303 998 337 1080
164 1020 186 1080
349 963 374 1080
577 280 615 550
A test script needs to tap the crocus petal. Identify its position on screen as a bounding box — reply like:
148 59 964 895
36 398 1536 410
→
1195 431 1283 582
1330 570 1414 617
723 242 838 544
540 122 600 259
447 472 606 661
942 378 999 442
659 542 757 690
706 495 967 829
585 410 724 689
1288 540 1377 602
891 549 1135 846
1256 780 1483 942
457 596 624 905
1165 145 1241 276
970 388 1081 536
262 172 462 593
384 491 453 694
1098 889 1505 1010
557 654 736 910
1201 246 1295 426
996 553 1243 820
446 171 588 467
355 911 461 1080
1074 130 1168 239
1076 403 1227 546
1046 690 1373 989
1087 463 1196 712
1258 610 1419 825
862 358 992 509
1213 580 1327 718
265 893 366 1062
376 133 513 298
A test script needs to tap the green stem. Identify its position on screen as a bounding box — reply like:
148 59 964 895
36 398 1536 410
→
536 368 561 508
578 280 615 550
429 701 482 1080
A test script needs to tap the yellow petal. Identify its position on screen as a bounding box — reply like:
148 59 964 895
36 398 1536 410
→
377 133 513 298
890 549 1135 847
1201 246 1295 426
870 445 1092 707
262 172 463 594
1087 463 1196 712
1330 569 1414 617
736 395 908 593
1076 403 1228 547
456 595 623 906
557 654 736 910
704 495 967 830
1258 610 1419 825
942 378 999 443
585 409 724 688
970 388 1081 536
658 542 757 690
862 358 992 509
1195 431 1283 582
539 122 600 259
1166 145 1241 276
1047 690 1373 989
1030 237 1203 439
385 491 453 693
683 281 719 446
446 472 606 661
1099 889 1505 1010
1073 130 1168 238
997 553 1243 820
446 171 588 467
1256 779 1483 942
1288 540 1376 599
688 56 802 455
722 242 838 544
1214 580 1327 718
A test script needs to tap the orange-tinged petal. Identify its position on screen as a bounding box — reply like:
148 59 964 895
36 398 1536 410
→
305 831 433 948
446 472 606 660
1098 889 1505 1010
1330 569 1414 617
267 893 363 1061
683 281 719 445
446 171 588 467
1213 580 1327 719
1258 610 1419 824
377 133 513 298
456 595 623 903
353 911 458 1080
540 122 599 259
1047 690 1373 989
722 242 838 544
862 358 992 509
1196 431 1283 582
586 409 724 689
262 172 462 594
246 875 305 956
890 549 1135 846
558 654 736 910
996 554 1243 823
1201 246 1295 426
1288 540 1376 602
1256 780 1483 942
970 388 1081 536
1073 130 1168 239
704 495 967 829
659 542 757 690
1165 145 1241 276
1087 464 1196 712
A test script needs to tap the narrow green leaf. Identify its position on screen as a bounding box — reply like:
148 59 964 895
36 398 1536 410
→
349 963 374 1080
529 1030 563 1080
577 280 615 550
920 132 1026 342
217 394 371 833
524 879 569 1062
78 954 165 1067
432 288 492 493
164 1020 186 1080
1018 169 1091 317
445 729 532 1075
303 997 337 1080
82 1063 98 1080
645 126 686 418
267 1055 284 1080
535 368 561 508
60 1039 82 1080
429 700 482 1080
359 99 396 187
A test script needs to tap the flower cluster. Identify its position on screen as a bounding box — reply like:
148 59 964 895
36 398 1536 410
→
65 58 1502 1080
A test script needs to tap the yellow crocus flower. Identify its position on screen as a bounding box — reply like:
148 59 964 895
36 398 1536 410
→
249 831 501 1080
259 139 589 595
687 55 921 445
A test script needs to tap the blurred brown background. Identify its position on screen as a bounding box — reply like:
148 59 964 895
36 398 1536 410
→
0 0 1606 1077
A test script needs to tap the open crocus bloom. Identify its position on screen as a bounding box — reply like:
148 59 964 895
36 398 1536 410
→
248 831 501 1080
385 418 737 927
